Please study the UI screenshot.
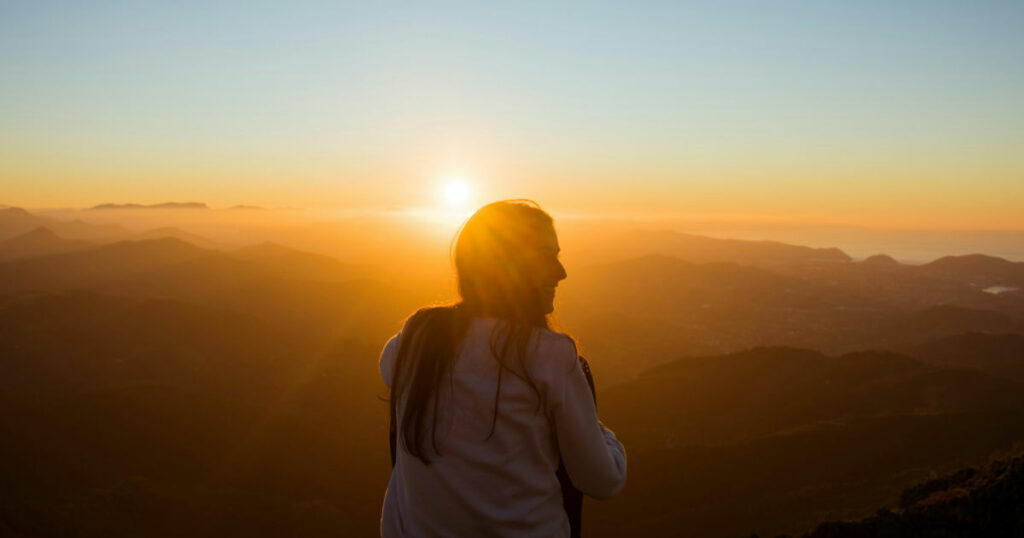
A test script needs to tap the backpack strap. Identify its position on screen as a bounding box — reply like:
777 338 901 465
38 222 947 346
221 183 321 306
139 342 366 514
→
558 355 597 538
389 387 397 468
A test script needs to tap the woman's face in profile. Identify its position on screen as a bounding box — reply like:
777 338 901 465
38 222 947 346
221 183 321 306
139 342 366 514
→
523 226 568 314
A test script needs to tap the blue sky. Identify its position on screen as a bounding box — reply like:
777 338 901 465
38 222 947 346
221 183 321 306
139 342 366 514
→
2 1 1022 226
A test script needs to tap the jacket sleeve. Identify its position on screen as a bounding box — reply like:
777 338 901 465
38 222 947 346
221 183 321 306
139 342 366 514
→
549 338 627 500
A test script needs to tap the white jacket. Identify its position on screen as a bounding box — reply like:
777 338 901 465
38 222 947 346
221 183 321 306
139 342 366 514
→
379 317 627 537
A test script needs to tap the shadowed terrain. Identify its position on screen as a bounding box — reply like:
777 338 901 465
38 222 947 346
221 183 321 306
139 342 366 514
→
750 449 1024 538
2 207 1023 536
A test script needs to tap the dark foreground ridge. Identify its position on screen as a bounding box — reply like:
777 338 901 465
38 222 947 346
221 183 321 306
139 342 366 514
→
751 449 1024 538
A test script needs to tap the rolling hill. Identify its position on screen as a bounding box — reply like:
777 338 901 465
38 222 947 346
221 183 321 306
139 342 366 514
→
587 347 1024 537
0 207 129 242
0 227 95 262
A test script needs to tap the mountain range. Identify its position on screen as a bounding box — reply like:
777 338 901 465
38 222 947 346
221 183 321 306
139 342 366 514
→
89 202 209 210
1 206 1023 536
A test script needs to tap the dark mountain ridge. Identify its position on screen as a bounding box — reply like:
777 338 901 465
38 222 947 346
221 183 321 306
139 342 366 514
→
908 331 1024 382
766 449 1024 538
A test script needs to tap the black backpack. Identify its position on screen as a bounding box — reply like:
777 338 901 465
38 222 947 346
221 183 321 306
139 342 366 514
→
389 356 597 538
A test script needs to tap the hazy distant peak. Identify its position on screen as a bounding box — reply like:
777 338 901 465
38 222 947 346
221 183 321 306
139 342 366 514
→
1 226 63 247
0 226 95 262
925 253 1015 268
228 205 266 210
921 253 1024 282
232 241 338 263
725 345 827 363
863 254 899 265
817 247 853 262
135 227 217 248
234 241 294 255
101 236 208 253
586 253 695 273
640 346 827 379
90 202 209 210
586 228 853 266
0 206 31 218
834 350 927 373
16 226 60 240
241 240 287 249
228 241 364 281
624 253 694 265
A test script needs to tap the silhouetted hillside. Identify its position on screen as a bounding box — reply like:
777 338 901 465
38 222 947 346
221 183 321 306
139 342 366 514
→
921 254 1024 287
765 449 1024 537
909 332 1024 382
0 291 287 396
586 347 1024 538
0 290 392 537
602 346 1021 450
875 305 1024 348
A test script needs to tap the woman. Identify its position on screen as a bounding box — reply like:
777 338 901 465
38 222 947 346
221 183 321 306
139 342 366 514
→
379 200 627 537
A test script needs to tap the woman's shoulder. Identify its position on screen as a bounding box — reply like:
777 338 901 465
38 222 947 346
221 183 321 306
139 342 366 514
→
527 327 580 378
531 326 576 354
460 317 578 378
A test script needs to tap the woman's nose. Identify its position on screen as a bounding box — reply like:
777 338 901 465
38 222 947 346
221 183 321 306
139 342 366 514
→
555 260 567 282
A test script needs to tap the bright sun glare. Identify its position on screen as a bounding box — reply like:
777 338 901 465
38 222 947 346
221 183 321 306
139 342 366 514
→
442 177 471 207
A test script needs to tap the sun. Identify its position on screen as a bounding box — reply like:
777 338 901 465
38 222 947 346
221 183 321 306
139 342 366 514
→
442 177 471 207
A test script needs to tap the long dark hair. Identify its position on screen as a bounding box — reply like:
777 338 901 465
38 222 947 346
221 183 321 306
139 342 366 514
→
389 200 558 465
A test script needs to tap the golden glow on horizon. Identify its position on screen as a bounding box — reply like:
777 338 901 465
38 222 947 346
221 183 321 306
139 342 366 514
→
3 152 1024 230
